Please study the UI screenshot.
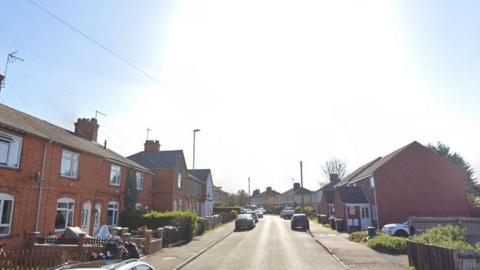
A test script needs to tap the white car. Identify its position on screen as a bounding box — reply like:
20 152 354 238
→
382 222 410 237
51 259 155 270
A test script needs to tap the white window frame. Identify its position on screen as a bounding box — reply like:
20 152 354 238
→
136 172 144 191
0 131 22 169
60 149 79 179
177 173 182 190
109 164 121 186
369 177 375 189
0 193 14 236
135 203 142 211
107 201 119 226
55 197 75 231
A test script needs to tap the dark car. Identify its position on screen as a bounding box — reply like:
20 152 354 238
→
247 211 259 223
235 214 256 231
291 213 309 231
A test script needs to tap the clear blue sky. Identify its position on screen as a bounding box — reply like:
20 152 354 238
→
0 0 479 193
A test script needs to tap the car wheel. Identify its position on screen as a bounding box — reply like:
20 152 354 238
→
304 225 309 231
394 230 408 238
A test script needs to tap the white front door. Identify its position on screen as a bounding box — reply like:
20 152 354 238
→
360 206 371 230
93 203 101 235
81 201 91 234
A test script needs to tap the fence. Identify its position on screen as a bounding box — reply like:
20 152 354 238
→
408 217 480 244
406 241 477 270
0 249 72 270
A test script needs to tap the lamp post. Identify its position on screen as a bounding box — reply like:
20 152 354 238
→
192 129 200 177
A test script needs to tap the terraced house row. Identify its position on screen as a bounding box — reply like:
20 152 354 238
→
0 103 215 248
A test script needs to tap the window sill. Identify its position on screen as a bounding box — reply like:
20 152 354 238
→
109 183 121 187
0 234 12 239
0 165 21 171
54 229 66 232
60 175 78 180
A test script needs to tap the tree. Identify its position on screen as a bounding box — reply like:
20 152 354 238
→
428 142 477 199
321 158 347 180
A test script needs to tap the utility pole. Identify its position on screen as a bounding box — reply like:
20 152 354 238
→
192 129 200 177
300 161 304 211
248 177 251 207
1 51 24 93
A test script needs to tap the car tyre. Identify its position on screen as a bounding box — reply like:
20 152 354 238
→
394 230 408 238
304 225 309 231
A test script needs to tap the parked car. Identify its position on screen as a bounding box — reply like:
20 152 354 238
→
50 259 154 270
257 207 266 214
291 213 310 231
281 207 295 219
235 214 256 231
247 211 259 223
382 222 410 237
254 209 264 218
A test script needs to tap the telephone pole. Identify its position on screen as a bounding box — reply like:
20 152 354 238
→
248 177 251 206
300 161 304 211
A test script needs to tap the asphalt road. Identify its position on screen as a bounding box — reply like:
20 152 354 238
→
181 215 345 270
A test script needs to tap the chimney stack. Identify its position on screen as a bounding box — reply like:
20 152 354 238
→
266 186 272 193
293 182 300 191
144 140 160 152
329 173 339 183
74 118 99 142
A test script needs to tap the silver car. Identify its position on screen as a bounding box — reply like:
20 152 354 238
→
50 259 154 270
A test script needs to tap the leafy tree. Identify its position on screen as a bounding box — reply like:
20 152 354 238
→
427 142 477 196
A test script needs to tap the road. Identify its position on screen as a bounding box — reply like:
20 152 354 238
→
181 215 345 270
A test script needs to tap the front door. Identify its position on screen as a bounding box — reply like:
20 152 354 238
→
93 203 101 235
360 206 371 230
81 201 91 234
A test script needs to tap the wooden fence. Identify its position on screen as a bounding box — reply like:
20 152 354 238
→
0 249 68 270
406 241 477 270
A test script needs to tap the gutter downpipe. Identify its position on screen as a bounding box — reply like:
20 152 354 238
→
371 176 380 230
34 139 53 232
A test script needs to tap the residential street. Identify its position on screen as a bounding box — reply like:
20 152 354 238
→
181 215 344 270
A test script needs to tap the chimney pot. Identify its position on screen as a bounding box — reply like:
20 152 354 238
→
266 186 272 192
144 140 160 152
74 118 99 142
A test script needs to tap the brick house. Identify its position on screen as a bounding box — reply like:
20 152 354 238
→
321 141 472 232
0 103 153 248
277 183 314 208
189 169 214 216
128 141 190 212
250 187 280 211
186 173 205 215
213 186 228 206
316 174 340 215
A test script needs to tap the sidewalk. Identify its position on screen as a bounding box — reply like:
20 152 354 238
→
144 222 235 270
309 222 408 270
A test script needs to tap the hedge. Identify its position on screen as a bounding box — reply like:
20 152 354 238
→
367 234 407 254
213 207 241 214
121 210 198 242
410 225 474 250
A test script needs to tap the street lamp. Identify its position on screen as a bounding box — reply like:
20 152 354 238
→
192 129 201 177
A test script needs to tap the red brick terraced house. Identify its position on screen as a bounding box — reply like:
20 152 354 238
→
186 173 205 215
320 141 472 233
128 141 190 212
0 103 154 248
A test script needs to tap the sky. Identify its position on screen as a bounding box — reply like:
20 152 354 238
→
0 0 479 194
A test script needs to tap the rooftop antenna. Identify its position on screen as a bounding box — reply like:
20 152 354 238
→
94 110 106 120
1 51 24 93
146 128 152 141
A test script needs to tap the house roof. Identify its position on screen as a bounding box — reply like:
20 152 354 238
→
337 186 369 204
187 169 211 182
318 180 339 192
0 103 151 173
336 141 418 186
280 187 314 196
261 189 280 196
128 150 185 170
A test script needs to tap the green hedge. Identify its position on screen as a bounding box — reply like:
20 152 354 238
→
348 231 368 243
213 207 241 214
121 210 198 242
411 225 474 250
367 235 407 254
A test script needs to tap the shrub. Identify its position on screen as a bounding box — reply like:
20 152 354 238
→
411 225 474 250
304 206 314 217
294 207 303 213
367 235 407 254
272 207 283 215
348 231 368 243
213 207 241 215
230 210 238 219
323 224 331 229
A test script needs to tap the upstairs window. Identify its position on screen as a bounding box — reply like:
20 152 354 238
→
60 150 79 178
0 193 14 236
55 197 75 231
136 172 144 191
110 164 121 186
0 131 22 169
177 173 182 190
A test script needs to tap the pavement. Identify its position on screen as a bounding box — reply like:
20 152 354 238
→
180 215 344 270
308 221 408 270
143 221 236 270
